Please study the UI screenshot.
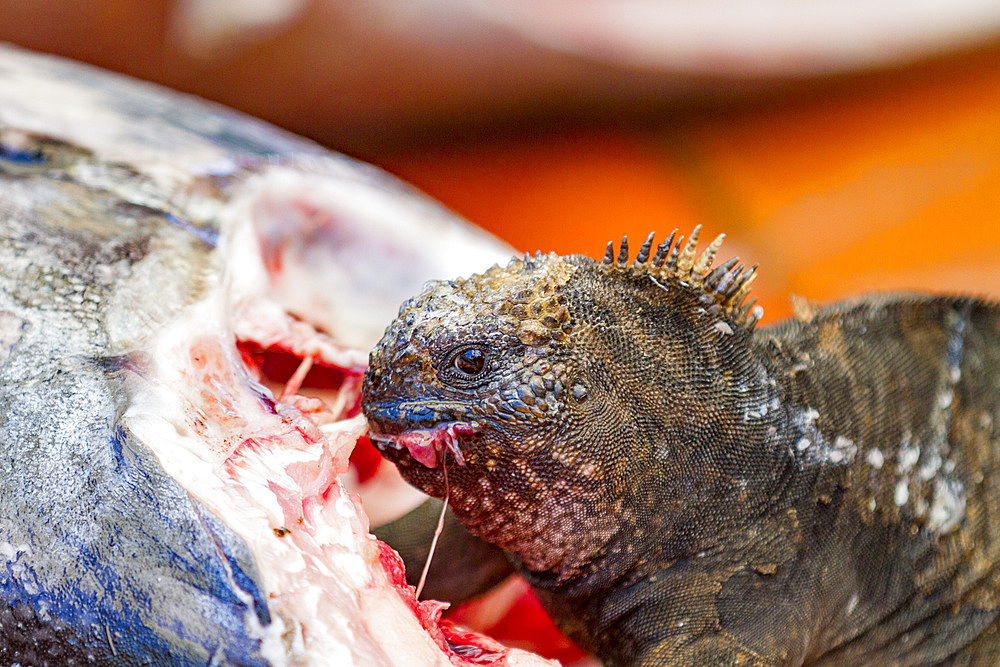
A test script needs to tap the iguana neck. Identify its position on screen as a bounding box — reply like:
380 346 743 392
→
456 295 978 590
446 305 795 589
506 296 985 659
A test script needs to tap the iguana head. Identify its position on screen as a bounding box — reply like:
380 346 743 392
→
362 248 579 484
362 227 769 575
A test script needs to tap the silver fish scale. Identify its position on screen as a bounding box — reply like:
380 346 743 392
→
0 146 273 662
0 45 308 663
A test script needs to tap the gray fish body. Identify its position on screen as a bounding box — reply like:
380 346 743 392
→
1 175 263 661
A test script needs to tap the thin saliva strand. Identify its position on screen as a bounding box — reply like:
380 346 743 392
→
415 458 450 600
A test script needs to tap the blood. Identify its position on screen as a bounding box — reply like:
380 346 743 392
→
280 352 315 399
469 589 587 665
240 344 350 394
236 342 378 480
235 342 577 662
350 434 382 482
377 542 507 665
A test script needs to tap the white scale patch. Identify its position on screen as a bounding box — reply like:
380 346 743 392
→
845 593 860 616
894 479 910 507
787 405 968 536
713 321 733 336
885 308 969 534
865 448 884 469
790 406 854 466
897 430 920 473
828 435 857 464
891 431 965 532
926 477 967 533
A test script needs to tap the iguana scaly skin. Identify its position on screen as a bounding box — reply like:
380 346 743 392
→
362 228 1000 666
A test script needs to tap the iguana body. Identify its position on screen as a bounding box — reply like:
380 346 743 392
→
362 229 1000 665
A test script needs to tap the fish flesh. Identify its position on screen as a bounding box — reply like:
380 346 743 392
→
0 44 552 666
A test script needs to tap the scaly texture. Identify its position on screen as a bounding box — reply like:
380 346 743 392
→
363 227 1000 666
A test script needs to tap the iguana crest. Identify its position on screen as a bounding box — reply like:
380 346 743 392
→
601 225 763 330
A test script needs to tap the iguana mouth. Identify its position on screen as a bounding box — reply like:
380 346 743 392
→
365 399 470 425
368 421 478 468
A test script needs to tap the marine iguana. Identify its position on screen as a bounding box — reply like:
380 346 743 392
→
362 227 1000 665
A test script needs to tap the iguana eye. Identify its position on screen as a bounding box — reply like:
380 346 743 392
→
440 344 490 386
454 347 486 375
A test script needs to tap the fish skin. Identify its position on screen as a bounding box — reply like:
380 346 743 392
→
0 144 271 663
0 44 547 666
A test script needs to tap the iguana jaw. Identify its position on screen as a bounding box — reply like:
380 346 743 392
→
365 402 479 468
368 422 478 468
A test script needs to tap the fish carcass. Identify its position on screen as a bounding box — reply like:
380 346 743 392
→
0 44 550 666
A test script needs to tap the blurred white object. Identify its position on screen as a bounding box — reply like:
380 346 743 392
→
468 0 1000 73
176 0 1000 74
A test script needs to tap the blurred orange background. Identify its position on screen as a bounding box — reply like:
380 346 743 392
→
3 2 998 329
382 46 1000 325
